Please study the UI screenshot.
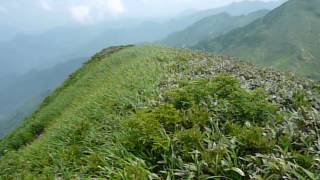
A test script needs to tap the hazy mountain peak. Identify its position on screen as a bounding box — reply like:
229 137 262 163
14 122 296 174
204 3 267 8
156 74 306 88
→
195 0 320 79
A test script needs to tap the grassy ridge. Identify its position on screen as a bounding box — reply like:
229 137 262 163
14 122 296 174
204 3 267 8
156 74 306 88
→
0 45 169 177
0 45 319 179
0 46 130 153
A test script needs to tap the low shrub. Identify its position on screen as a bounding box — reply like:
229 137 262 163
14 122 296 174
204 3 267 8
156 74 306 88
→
226 123 275 154
119 75 281 177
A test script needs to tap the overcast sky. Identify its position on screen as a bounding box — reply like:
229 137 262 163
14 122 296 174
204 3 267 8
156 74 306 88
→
0 0 282 26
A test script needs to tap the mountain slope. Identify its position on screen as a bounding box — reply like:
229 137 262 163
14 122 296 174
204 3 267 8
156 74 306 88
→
161 10 269 47
158 0 284 35
0 57 87 137
0 45 319 178
0 0 286 145
195 0 320 80
0 96 46 137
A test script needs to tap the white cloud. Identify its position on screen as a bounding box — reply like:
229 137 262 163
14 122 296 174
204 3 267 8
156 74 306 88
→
105 0 125 14
39 0 53 11
0 0 282 24
69 0 126 23
35 0 126 23
71 6 91 23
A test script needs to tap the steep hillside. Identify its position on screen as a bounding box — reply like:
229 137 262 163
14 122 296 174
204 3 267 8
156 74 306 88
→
0 45 319 179
0 96 46 137
161 10 269 47
195 0 320 80
0 57 87 137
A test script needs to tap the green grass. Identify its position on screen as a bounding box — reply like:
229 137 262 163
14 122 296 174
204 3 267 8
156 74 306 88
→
0 45 319 179
0 45 170 178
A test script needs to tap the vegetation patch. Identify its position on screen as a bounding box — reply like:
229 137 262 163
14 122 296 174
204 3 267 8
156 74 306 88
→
0 45 319 179
117 75 283 179
293 90 312 110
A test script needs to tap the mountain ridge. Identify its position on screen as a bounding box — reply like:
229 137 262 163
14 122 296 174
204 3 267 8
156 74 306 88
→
161 10 269 47
195 0 320 79
0 45 319 178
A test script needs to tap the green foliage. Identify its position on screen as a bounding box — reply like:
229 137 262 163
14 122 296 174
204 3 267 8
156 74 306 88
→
166 75 278 124
112 159 156 180
174 127 204 154
293 90 312 109
118 74 284 178
0 45 319 179
120 108 171 155
226 123 275 154
314 84 320 94
292 152 315 169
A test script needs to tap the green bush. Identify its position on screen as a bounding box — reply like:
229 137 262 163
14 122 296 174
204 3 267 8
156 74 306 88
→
292 151 315 169
182 105 211 129
226 123 275 154
152 104 182 133
166 75 278 124
174 127 204 155
120 107 172 159
119 75 281 177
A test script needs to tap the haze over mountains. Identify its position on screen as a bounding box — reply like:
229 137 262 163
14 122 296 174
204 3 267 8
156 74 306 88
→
0 0 285 75
195 0 320 79
0 0 286 137
2 0 320 178
0 58 87 137
161 10 269 47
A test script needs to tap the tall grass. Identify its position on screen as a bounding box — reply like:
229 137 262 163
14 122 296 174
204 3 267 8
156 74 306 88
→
0 45 319 179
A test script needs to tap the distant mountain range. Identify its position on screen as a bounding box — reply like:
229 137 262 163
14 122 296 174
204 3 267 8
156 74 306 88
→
0 57 87 136
3 0 320 178
0 0 286 136
161 10 269 47
190 0 286 17
195 0 320 79
0 0 285 75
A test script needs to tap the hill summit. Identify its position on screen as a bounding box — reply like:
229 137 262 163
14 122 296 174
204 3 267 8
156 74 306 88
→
0 45 319 178
196 0 320 79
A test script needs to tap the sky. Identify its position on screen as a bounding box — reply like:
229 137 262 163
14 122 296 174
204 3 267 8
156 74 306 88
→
0 0 281 28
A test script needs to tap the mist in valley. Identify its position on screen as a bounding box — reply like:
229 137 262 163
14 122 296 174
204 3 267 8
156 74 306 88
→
0 0 285 136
